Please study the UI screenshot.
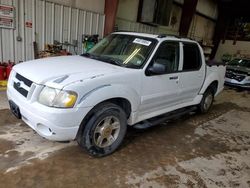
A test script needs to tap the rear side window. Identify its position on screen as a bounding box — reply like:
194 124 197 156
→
183 43 201 71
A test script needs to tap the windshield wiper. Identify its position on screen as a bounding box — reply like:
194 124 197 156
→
81 53 123 67
102 57 122 66
81 52 91 57
94 56 123 66
81 53 100 61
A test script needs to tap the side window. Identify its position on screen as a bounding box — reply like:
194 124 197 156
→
152 42 180 73
183 43 201 71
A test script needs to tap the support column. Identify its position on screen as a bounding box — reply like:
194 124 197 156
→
179 0 198 37
210 4 227 59
104 0 119 36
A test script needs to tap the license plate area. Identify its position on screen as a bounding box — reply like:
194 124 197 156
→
9 100 21 119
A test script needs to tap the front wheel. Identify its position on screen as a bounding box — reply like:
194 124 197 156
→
198 88 214 114
77 103 127 157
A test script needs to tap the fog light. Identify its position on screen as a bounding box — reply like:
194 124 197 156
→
37 123 53 136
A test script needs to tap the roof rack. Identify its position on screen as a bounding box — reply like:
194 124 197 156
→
114 31 193 40
157 34 181 38
115 30 135 33
115 30 149 34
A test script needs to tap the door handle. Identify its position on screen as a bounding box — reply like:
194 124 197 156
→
169 76 179 80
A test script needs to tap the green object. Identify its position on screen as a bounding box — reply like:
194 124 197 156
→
82 35 99 53
84 41 95 52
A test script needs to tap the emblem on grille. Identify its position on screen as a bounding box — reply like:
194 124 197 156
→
16 82 21 88
16 81 25 88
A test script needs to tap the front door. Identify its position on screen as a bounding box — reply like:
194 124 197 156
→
140 41 182 116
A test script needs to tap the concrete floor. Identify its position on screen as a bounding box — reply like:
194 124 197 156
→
0 88 250 188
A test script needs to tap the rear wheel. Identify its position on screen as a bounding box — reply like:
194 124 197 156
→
198 88 214 113
77 103 127 157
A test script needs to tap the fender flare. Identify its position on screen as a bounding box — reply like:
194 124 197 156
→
76 84 140 113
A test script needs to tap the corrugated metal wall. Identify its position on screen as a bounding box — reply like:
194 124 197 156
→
116 18 159 34
0 0 105 63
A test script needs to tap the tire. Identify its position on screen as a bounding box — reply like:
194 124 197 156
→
77 102 127 157
198 88 214 114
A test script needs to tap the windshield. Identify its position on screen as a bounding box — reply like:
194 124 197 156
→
228 59 250 68
85 34 157 68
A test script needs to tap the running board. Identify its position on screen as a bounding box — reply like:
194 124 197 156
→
133 106 197 129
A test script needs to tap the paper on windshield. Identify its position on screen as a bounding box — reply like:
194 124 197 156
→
133 38 152 46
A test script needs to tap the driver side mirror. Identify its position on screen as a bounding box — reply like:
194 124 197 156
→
147 59 167 75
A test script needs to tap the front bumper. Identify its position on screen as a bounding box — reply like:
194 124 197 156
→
225 78 250 89
7 86 92 141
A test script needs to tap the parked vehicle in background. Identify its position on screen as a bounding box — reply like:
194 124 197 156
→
225 58 250 89
7 32 226 157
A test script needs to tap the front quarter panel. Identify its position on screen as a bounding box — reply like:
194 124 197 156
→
63 71 142 123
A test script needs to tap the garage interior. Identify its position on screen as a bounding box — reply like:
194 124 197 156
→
0 0 250 187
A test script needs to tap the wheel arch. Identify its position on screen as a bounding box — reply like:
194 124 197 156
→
207 80 218 95
200 72 220 96
76 97 132 141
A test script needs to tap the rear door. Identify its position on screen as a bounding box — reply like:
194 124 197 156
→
178 42 206 103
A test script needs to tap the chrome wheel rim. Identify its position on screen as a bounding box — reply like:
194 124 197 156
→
94 116 121 148
204 94 213 111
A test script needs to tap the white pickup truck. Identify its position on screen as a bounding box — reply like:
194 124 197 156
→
7 32 225 157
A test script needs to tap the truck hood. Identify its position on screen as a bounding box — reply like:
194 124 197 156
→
13 56 123 88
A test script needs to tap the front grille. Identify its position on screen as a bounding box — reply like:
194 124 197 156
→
13 73 33 98
16 73 32 87
226 71 246 82
13 82 29 97
227 69 247 75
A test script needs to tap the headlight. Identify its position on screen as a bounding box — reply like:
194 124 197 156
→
246 76 250 81
38 87 77 108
